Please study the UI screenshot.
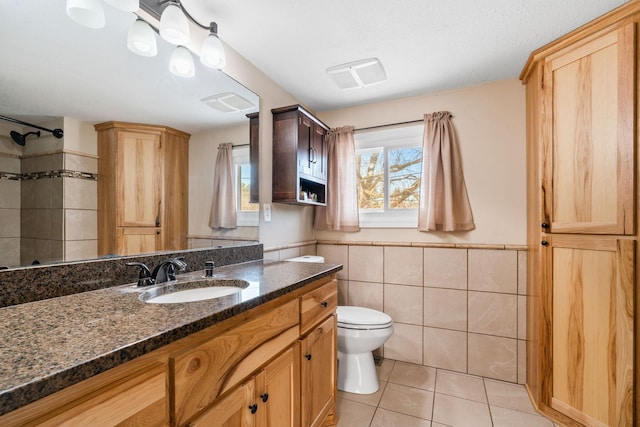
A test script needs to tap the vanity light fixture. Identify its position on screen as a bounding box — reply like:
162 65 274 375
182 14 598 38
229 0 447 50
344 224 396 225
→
66 0 226 75
104 0 139 12
127 19 158 56
169 46 195 77
66 0 106 29
326 58 387 90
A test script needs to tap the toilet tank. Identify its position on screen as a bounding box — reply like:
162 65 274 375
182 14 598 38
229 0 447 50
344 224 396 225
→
285 255 325 263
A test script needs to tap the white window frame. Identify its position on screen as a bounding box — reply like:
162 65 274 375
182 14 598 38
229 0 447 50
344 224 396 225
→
355 124 423 228
232 146 259 227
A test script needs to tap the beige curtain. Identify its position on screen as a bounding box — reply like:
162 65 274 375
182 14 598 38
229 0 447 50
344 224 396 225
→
209 142 237 229
314 126 360 231
418 112 475 232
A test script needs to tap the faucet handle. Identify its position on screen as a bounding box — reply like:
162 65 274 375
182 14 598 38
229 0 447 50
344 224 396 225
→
126 262 155 287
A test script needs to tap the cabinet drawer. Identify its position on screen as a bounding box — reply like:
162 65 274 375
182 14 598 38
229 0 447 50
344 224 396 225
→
170 299 299 426
300 279 337 335
37 364 167 427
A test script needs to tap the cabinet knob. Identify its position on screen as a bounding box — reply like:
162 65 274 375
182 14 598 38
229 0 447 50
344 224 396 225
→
321 301 328 308
541 222 549 228
541 240 549 246
249 403 258 414
260 393 269 403
305 353 312 360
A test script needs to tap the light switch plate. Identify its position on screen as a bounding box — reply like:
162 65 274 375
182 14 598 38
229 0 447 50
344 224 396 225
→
263 203 271 222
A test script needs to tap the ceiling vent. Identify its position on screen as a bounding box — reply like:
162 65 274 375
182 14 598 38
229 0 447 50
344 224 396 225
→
326 58 387 90
201 92 255 113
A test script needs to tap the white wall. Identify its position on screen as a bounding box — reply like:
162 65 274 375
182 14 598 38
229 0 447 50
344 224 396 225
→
316 79 527 245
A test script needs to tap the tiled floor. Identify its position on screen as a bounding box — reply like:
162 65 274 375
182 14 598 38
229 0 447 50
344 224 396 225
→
336 359 558 427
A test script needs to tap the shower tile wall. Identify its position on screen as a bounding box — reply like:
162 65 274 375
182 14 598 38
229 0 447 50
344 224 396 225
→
0 154 21 266
19 152 97 265
317 243 527 385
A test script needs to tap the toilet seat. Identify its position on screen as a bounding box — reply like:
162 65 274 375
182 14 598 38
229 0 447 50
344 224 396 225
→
337 306 393 330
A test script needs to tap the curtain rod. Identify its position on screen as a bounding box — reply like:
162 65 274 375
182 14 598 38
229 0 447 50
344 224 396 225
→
218 143 249 149
354 119 423 132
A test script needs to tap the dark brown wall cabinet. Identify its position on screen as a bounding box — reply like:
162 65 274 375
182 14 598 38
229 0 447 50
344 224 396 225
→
247 112 259 204
272 105 329 206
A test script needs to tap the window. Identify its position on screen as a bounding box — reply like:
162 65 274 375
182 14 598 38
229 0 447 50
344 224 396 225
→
233 146 258 226
355 125 423 227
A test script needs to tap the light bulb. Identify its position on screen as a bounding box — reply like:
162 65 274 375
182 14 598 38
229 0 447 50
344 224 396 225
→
127 19 157 57
200 33 226 69
169 46 195 77
66 0 105 29
159 2 190 45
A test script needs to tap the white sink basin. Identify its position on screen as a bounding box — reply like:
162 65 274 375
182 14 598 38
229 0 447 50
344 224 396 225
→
140 278 249 304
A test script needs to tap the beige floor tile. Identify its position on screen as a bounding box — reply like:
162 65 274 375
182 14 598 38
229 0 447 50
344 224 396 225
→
379 382 434 420
388 361 436 391
338 380 388 407
484 378 537 415
376 358 395 381
335 397 376 427
370 408 431 427
435 370 487 403
491 406 555 427
432 393 492 427
430 423 450 427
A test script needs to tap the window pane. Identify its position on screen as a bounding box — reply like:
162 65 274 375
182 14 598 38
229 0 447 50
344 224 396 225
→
356 149 384 210
238 164 258 212
388 147 422 209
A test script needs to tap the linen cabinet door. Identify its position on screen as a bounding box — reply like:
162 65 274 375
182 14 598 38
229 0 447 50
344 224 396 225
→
118 130 162 228
300 315 337 427
542 23 635 235
543 235 634 426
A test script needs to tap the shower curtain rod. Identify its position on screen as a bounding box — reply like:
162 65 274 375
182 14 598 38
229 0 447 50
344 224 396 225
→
0 115 64 138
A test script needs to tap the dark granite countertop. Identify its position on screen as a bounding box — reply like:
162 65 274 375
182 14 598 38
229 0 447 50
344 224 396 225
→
0 259 342 416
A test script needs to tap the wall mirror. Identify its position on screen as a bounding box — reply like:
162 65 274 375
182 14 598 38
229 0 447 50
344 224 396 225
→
0 1 259 269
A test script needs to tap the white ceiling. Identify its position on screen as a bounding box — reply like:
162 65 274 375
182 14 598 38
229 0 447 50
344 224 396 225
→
0 0 628 135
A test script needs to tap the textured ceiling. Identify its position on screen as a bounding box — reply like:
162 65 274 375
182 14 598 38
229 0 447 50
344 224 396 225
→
0 0 629 133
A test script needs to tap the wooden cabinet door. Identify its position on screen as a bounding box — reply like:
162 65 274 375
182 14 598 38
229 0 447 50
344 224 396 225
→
255 344 301 427
542 24 635 235
188 379 256 427
117 227 161 255
298 114 313 176
543 235 634 426
300 315 337 427
311 123 327 181
248 113 259 204
118 131 162 228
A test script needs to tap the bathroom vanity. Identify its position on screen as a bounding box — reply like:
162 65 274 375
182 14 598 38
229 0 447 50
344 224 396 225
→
0 259 341 427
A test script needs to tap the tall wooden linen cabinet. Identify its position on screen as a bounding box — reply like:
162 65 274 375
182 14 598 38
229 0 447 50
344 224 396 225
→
520 3 639 426
95 121 189 256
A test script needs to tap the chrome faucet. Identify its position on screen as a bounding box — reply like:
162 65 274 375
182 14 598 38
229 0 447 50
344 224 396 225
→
151 257 187 284
126 257 187 287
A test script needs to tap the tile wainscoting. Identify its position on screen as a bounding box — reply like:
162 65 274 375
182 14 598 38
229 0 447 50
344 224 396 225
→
265 241 527 385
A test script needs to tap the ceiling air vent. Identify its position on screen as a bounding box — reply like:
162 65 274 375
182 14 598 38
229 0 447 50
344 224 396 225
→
326 58 387 90
201 92 255 112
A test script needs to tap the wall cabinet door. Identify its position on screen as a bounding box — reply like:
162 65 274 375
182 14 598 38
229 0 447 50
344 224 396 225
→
300 315 336 427
542 235 634 426
118 131 162 228
117 227 161 256
542 24 635 235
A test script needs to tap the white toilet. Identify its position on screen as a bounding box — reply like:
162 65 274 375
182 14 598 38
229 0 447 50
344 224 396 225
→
336 306 393 394
285 255 394 395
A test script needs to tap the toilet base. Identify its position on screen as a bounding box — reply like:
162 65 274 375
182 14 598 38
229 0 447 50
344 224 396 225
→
337 350 379 394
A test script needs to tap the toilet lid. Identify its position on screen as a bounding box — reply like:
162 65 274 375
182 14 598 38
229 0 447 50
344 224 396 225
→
336 306 393 329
